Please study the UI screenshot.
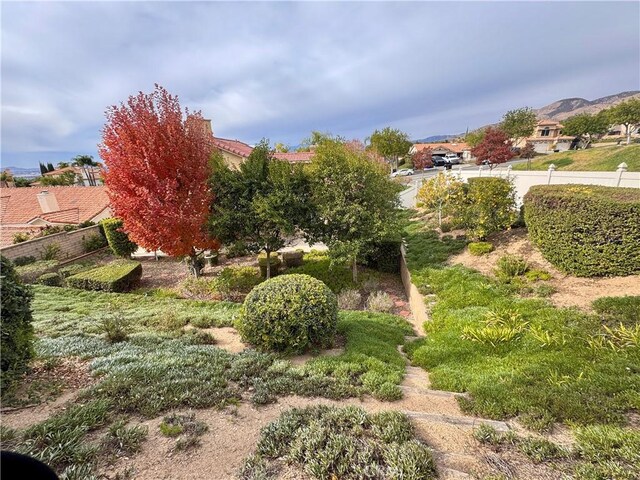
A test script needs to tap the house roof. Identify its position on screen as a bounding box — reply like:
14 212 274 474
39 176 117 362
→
272 151 315 163
212 137 254 158
412 142 470 154
43 165 102 177
536 119 563 127
0 186 110 226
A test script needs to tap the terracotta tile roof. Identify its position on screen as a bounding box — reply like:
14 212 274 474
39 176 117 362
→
1 225 43 247
272 151 315 163
43 165 101 177
412 142 470 154
0 186 110 226
536 119 563 127
40 208 81 224
212 137 254 158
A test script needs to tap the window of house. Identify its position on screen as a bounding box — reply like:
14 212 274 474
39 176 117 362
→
540 127 550 137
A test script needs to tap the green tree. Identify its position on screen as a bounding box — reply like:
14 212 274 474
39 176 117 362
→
501 107 537 147
1 256 35 393
209 139 312 278
307 140 402 282
39 170 77 186
46 162 55 172
13 177 32 187
297 131 336 152
274 142 290 153
465 129 486 148
56 161 70 169
561 112 609 148
416 172 464 227
367 127 412 171
609 98 640 145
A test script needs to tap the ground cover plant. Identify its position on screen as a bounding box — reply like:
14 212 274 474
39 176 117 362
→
31 285 241 336
240 405 437 480
402 217 640 428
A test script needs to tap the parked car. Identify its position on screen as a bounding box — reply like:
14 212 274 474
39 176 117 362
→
433 156 447 167
443 153 461 165
390 168 414 177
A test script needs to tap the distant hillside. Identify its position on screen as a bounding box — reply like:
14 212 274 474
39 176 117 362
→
4 166 41 179
413 134 461 143
535 91 640 121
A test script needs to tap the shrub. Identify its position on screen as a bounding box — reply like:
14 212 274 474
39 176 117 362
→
37 272 62 287
101 218 137 257
216 266 261 294
524 185 640 276
58 263 93 279
66 260 143 293
14 259 59 284
98 312 131 343
366 291 394 313
258 253 281 277
40 242 61 260
286 252 354 293
364 240 401 273
440 221 453 233
236 274 338 354
337 289 362 310
282 250 304 267
457 177 517 240
468 241 493 256
226 240 249 258
82 234 108 253
525 268 552 281
0 256 35 392
495 254 528 281
12 232 31 244
13 256 36 267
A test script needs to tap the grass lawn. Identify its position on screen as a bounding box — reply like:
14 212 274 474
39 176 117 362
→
402 216 640 428
513 144 640 171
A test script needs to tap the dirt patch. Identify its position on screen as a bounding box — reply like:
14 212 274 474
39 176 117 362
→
1 358 93 430
135 257 190 290
449 229 640 311
202 327 248 354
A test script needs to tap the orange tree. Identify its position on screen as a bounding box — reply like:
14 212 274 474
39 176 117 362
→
99 85 217 275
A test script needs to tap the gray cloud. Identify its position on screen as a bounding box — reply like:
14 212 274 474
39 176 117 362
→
2 1 638 167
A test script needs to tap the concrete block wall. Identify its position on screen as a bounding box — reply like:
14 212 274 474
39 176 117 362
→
0 225 103 261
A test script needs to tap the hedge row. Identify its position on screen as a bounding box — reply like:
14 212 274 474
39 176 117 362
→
102 218 137 257
524 185 640 277
66 260 143 292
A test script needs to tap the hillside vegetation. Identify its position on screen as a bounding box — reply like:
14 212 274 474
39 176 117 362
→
513 144 640 171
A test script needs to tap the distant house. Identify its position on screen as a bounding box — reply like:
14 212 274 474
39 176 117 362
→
409 142 472 162
518 120 575 154
203 119 315 168
40 165 103 186
0 186 111 246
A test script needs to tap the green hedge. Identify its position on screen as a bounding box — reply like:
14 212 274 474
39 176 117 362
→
459 177 517 240
66 260 143 292
37 272 62 287
102 218 137 257
0 256 34 392
364 240 401 273
524 185 640 277
236 274 338 354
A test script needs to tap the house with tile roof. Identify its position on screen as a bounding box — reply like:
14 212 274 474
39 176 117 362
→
0 186 111 246
409 142 472 162
515 120 576 153
38 165 103 186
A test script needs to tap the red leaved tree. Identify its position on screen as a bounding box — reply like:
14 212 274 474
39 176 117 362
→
99 85 218 274
412 148 433 170
471 127 515 170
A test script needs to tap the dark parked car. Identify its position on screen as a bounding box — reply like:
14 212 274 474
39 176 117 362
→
433 156 447 166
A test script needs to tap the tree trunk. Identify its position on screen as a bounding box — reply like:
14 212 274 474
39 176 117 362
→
626 123 632 145
352 256 358 283
266 249 271 280
190 248 200 278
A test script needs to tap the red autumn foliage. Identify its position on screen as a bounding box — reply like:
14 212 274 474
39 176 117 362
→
412 148 434 170
472 127 515 167
99 85 218 258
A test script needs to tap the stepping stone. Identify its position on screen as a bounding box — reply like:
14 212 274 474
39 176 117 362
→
399 310 411 317
394 300 406 307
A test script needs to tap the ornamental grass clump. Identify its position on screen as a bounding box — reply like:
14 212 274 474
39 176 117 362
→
236 274 338 354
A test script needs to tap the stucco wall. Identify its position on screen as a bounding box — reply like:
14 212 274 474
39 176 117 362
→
0 224 103 261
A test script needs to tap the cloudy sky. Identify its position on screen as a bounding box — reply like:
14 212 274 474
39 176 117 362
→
2 1 639 169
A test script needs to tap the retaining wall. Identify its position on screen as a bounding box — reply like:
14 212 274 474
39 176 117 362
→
0 225 103 261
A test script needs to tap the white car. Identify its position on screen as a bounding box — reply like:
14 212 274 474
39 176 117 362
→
443 153 461 165
391 169 414 177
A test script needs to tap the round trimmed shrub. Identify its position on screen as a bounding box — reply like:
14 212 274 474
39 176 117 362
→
236 274 338 353
524 185 640 277
101 218 137 257
37 272 62 286
0 256 34 391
